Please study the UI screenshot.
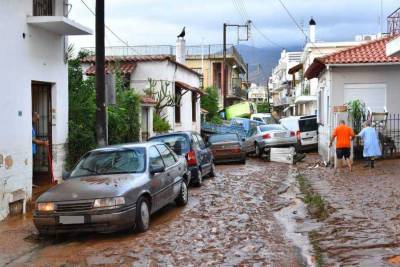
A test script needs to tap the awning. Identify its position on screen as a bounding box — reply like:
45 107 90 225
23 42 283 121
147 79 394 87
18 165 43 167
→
288 63 303 74
175 81 205 95
26 16 92 35
200 108 209 114
85 62 137 76
295 95 317 104
304 58 326 79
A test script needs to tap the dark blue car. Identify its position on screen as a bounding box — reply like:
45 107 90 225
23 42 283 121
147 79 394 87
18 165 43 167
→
148 131 215 187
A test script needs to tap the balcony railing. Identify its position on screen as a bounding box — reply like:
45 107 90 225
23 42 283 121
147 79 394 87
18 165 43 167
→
228 78 247 99
33 0 53 16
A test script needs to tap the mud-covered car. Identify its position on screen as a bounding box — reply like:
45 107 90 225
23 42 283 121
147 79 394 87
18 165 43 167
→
33 142 190 235
208 133 246 164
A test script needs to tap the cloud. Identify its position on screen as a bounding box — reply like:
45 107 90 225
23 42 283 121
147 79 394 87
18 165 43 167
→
68 0 400 51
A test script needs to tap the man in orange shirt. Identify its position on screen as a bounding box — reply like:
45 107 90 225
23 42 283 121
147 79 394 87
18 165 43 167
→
329 120 355 172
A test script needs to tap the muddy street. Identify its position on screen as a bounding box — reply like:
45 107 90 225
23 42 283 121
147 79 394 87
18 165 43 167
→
0 158 305 267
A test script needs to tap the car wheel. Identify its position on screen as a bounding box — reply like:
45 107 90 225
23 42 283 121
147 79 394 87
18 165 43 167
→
175 180 189 206
193 168 203 187
209 162 216 177
255 143 262 157
135 197 150 233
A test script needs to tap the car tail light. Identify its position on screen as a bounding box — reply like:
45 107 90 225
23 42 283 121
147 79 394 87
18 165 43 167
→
186 150 197 166
231 147 241 153
262 133 271 139
290 131 296 137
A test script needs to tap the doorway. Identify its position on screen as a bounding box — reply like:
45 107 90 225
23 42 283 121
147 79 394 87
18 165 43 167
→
32 82 52 186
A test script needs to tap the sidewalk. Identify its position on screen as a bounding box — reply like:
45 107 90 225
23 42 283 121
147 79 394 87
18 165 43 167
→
297 154 400 266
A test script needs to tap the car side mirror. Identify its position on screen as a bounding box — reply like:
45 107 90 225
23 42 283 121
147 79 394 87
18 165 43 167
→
62 170 70 179
150 165 165 175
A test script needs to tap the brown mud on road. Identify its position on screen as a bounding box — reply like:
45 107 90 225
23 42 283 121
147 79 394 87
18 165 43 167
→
298 153 400 266
0 158 306 267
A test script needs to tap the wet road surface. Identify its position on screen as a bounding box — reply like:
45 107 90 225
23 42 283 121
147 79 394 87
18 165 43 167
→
0 158 305 267
298 154 400 266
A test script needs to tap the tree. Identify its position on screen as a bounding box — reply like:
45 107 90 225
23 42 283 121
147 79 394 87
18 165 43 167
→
201 86 219 121
257 101 270 113
144 79 181 116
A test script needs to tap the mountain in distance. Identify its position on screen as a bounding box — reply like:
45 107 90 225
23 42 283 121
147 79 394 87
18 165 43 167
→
236 44 300 86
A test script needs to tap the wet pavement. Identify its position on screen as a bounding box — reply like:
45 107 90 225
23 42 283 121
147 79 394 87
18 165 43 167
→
298 154 400 266
0 158 306 267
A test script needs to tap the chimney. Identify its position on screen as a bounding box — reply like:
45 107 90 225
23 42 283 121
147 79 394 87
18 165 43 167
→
309 17 316 43
176 38 186 65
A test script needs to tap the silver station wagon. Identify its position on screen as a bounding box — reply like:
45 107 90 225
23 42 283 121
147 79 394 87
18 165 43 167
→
33 142 190 235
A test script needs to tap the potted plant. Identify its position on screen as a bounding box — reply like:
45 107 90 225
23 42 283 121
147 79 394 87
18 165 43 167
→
346 100 366 160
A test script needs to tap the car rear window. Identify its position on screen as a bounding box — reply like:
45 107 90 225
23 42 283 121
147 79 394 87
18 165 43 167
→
209 134 239 143
259 125 286 132
149 134 190 155
299 118 318 132
263 117 275 124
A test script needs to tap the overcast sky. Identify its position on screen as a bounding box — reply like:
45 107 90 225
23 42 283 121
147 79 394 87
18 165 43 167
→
68 0 400 51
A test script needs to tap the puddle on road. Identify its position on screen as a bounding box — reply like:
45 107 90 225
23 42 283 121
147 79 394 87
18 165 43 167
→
273 168 316 267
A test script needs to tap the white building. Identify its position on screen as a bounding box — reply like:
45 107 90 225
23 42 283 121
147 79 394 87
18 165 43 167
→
82 38 202 137
269 50 302 117
305 36 400 162
0 0 91 220
247 83 268 102
289 18 378 116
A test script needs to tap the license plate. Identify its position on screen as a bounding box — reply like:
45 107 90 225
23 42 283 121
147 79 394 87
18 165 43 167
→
275 133 286 138
59 216 84 224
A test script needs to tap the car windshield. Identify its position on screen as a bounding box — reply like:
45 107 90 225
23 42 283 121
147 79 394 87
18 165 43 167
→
263 117 275 124
259 124 286 132
149 134 190 155
70 148 146 178
209 134 239 143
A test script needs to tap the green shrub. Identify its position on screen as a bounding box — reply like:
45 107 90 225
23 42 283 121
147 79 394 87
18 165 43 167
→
153 114 171 133
256 102 270 113
201 86 220 121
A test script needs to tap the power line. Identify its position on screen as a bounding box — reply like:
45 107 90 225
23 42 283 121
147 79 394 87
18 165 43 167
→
79 0 138 54
231 0 284 49
276 0 324 54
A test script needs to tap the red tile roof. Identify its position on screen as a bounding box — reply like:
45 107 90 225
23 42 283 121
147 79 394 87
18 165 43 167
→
175 81 205 95
140 95 157 105
321 35 400 64
81 55 200 76
85 62 136 75
304 35 400 79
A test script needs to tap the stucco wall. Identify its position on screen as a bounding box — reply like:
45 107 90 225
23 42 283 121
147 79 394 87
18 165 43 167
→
130 60 201 133
0 1 69 220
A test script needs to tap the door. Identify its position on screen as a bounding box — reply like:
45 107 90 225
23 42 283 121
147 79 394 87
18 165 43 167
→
344 83 386 112
148 146 167 212
156 144 179 204
32 82 52 185
193 134 212 174
244 126 258 153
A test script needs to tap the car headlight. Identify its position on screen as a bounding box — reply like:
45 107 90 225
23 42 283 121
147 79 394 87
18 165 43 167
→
93 197 125 208
37 202 55 212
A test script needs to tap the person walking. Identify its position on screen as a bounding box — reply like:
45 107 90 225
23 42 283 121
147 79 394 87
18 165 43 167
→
32 112 48 155
358 121 381 168
329 120 355 172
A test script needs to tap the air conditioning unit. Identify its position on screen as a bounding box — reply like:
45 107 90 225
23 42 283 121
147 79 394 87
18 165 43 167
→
362 34 377 41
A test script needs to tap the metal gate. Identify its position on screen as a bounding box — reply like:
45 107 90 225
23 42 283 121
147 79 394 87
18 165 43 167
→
32 82 52 184
373 113 400 158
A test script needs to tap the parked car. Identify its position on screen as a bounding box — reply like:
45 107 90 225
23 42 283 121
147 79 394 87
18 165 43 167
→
148 131 215 187
250 113 276 124
33 142 190 235
208 133 246 164
279 115 318 151
230 117 265 136
243 124 298 156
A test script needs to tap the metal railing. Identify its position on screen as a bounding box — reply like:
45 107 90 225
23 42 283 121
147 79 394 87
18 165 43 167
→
81 44 246 67
33 0 53 16
373 113 400 158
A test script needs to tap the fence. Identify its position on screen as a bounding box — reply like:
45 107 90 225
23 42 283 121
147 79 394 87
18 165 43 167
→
373 113 400 158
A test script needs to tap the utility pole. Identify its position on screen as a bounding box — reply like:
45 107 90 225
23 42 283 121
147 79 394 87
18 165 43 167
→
95 0 107 146
222 21 251 109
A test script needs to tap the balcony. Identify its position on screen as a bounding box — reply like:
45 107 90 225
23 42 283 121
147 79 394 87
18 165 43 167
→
273 96 294 107
294 81 316 103
227 78 247 99
27 0 92 35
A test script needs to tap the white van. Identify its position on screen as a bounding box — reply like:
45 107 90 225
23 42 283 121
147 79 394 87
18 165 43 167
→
250 113 276 124
280 115 318 150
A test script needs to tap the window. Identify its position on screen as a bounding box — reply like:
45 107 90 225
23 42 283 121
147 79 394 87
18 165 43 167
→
33 0 53 16
209 134 239 143
192 93 197 122
213 62 222 89
195 134 206 149
175 86 181 123
156 145 177 168
70 148 146 177
149 146 164 169
123 74 131 89
149 134 190 155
